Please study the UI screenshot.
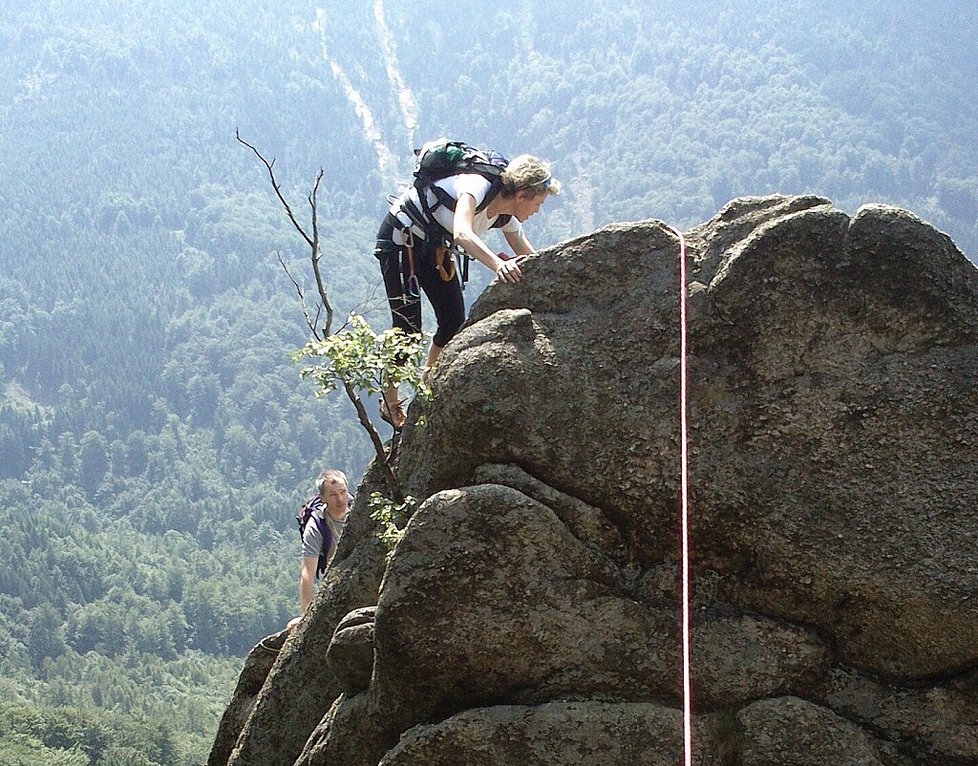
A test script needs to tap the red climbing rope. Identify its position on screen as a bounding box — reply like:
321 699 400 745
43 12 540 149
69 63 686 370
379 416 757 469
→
670 223 693 766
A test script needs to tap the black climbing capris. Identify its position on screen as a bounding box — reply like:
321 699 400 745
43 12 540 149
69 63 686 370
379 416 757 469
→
375 214 464 349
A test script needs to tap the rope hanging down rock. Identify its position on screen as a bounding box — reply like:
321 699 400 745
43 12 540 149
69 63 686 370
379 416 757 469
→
670 224 693 766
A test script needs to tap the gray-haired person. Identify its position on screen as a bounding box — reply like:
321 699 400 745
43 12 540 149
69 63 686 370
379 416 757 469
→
287 469 349 629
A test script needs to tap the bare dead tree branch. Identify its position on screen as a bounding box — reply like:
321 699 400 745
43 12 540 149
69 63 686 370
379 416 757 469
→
236 130 334 336
307 169 333 336
239 129 402 500
276 251 319 338
356 284 390 321
342 379 402 502
235 130 313 248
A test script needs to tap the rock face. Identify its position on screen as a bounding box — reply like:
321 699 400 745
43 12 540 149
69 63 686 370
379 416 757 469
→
216 196 978 766
208 629 289 766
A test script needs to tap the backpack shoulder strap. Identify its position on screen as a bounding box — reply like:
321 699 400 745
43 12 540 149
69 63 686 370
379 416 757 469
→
490 213 513 229
413 141 508 224
425 172 504 220
313 515 332 577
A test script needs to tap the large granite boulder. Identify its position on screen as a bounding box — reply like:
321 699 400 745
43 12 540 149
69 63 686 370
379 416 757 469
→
217 196 978 766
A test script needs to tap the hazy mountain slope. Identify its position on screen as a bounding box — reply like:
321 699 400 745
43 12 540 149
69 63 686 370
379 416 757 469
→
0 1 975 763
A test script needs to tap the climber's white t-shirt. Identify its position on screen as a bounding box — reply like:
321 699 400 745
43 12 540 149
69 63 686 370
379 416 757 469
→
390 174 519 245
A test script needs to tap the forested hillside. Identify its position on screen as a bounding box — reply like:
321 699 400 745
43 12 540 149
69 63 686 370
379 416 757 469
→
1 0 975 763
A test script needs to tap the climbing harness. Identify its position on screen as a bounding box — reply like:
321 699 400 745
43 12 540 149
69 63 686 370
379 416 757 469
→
385 139 516 292
670 223 693 766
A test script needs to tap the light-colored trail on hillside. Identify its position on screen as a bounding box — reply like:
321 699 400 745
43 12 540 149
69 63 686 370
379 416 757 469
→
314 7 399 187
374 0 418 158
572 152 596 233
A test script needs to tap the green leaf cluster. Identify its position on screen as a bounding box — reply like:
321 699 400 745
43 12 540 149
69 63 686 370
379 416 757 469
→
368 492 418 561
297 315 429 401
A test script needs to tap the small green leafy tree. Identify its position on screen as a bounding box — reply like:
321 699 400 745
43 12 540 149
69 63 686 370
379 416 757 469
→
237 131 424 506
368 491 417 561
295 315 429 501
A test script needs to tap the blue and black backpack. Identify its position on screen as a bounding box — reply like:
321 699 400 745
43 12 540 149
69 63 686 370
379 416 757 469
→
296 497 333 578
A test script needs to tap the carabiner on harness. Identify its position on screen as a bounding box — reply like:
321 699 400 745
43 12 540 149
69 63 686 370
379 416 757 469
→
403 229 420 300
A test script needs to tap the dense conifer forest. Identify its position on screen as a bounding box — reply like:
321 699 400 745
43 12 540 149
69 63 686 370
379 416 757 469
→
1 0 975 762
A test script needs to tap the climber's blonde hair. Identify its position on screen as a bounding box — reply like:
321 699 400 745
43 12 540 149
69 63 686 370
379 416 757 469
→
501 155 562 198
